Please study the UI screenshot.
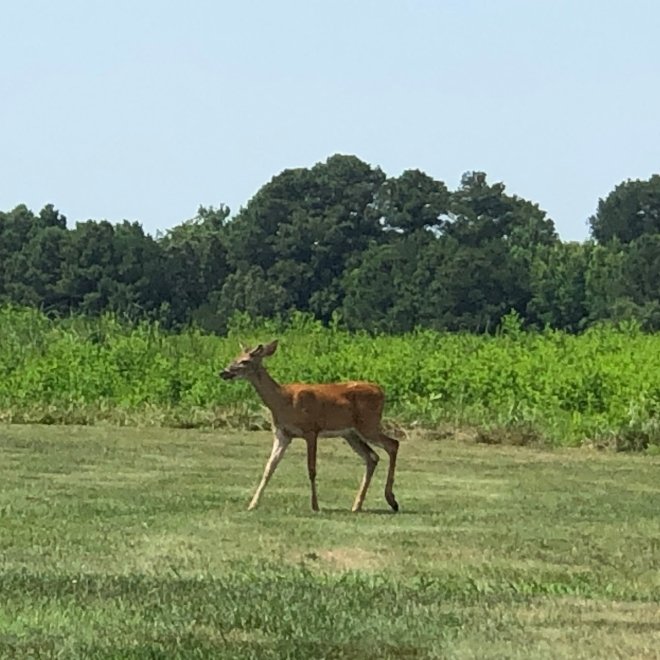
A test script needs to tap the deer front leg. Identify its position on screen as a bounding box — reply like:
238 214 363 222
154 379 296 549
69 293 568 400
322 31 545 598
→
248 429 291 510
304 433 319 512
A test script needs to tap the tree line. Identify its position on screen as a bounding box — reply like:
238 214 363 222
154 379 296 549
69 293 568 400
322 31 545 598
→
1 154 659 333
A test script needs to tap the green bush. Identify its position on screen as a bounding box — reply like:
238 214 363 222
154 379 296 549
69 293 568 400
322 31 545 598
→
1 307 658 450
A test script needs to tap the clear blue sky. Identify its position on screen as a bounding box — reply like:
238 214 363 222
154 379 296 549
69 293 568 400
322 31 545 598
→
2 1 658 241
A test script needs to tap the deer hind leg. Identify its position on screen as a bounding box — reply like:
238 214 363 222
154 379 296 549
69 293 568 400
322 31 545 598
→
359 430 400 512
248 429 291 511
344 433 379 512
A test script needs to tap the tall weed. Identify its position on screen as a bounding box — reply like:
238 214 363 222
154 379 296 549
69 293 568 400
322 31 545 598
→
0 307 658 450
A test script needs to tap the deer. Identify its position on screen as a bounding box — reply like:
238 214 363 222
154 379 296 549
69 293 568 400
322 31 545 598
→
219 340 400 513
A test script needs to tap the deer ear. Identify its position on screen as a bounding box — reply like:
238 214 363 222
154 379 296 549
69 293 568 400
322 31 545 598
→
249 344 264 357
261 340 279 357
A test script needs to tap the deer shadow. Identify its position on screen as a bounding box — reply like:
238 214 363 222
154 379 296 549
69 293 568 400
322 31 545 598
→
319 507 418 516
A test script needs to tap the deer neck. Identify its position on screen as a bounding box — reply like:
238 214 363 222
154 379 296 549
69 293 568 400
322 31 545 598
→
247 365 286 413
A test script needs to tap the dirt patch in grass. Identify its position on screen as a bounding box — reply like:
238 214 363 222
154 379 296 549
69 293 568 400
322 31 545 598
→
476 422 549 447
296 547 382 571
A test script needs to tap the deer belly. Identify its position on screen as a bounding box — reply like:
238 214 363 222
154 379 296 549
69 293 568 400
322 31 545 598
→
280 425 356 439
318 428 356 439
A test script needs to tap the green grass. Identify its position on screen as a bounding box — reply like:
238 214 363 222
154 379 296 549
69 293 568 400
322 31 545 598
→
1 425 659 658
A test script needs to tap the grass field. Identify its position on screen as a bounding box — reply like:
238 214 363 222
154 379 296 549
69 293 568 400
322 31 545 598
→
1 425 659 659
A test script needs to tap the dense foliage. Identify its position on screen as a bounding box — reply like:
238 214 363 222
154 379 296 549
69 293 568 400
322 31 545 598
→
2 155 659 333
1 308 658 450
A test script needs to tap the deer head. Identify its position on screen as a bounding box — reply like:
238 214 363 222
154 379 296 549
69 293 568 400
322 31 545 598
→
219 340 279 380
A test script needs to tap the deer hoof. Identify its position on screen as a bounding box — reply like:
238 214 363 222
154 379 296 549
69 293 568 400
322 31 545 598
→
386 494 399 512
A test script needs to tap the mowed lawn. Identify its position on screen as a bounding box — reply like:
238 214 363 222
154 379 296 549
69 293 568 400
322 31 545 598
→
0 425 659 659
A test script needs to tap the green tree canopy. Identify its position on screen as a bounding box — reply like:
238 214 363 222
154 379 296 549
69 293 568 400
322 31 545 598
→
160 205 230 326
223 154 386 321
589 175 660 243
368 169 450 234
447 171 558 249
1 158 659 334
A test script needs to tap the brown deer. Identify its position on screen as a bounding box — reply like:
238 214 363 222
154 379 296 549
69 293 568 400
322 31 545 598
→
220 340 399 513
